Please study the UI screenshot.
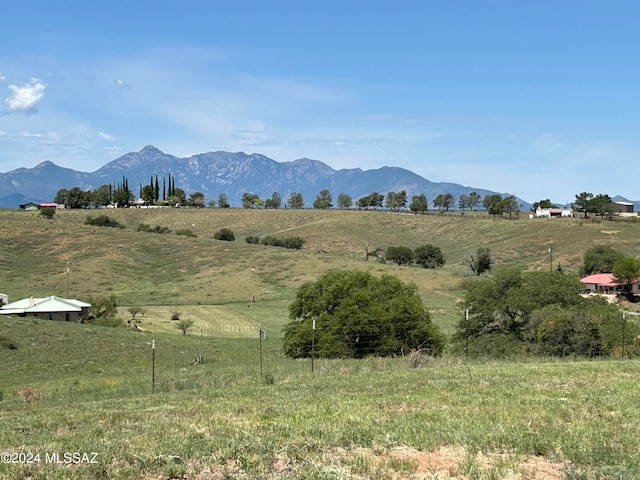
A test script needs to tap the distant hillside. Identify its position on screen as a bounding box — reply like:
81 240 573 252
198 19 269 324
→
0 145 521 208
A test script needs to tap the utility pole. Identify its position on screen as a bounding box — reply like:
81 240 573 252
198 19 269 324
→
622 311 626 358
152 339 156 393
548 245 553 272
311 319 316 373
465 309 470 357
259 328 265 376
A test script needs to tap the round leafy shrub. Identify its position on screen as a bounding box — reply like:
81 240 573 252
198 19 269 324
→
214 228 235 241
414 244 445 269
260 235 305 249
385 245 414 265
85 215 124 229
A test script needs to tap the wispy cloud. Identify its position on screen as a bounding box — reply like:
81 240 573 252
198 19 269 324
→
98 131 115 141
3 78 46 113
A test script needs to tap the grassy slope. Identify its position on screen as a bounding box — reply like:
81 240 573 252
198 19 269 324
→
3 318 640 478
2 208 640 478
3 208 640 331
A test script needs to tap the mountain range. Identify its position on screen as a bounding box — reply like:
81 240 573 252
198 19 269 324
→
0 145 544 209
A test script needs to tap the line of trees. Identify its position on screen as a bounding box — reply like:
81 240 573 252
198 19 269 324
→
53 180 621 220
55 177 136 208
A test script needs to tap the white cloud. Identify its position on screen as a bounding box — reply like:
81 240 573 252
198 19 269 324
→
98 131 115 141
114 79 130 91
3 78 46 113
0 72 5 82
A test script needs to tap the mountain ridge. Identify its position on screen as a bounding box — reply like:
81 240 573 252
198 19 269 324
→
2 146 526 208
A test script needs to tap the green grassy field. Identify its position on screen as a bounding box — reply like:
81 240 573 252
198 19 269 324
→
2 208 640 479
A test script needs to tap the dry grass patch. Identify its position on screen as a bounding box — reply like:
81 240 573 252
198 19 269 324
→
180 446 568 480
119 305 261 338
372 446 566 479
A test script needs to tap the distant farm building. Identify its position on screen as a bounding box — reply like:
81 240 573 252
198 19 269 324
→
0 293 8 305
0 296 90 322
614 201 636 217
534 207 574 218
19 202 62 210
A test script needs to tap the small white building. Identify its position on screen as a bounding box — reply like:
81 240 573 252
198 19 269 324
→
535 207 574 218
0 293 8 305
0 296 91 322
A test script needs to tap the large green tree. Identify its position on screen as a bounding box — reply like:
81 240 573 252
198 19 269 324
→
529 301 623 357
217 193 230 208
504 195 521 219
313 189 332 209
385 191 407 211
433 193 454 212
581 245 624 276
385 245 414 265
612 258 640 294
283 271 445 359
287 192 305 209
356 195 371 210
414 244 445 269
264 192 282 209
241 192 260 209
336 193 353 210
590 193 614 218
453 267 632 357
466 247 493 276
141 185 156 204
369 192 384 210
64 186 92 209
92 184 112 207
409 194 428 214
482 194 505 217
457 267 585 342
189 191 205 208
573 192 594 218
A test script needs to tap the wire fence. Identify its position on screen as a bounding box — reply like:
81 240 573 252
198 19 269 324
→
0 317 444 409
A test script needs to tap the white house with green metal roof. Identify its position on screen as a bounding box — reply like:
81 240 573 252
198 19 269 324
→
0 296 91 322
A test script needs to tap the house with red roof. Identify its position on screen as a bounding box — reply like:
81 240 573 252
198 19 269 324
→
18 202 61 210
580 273 640 294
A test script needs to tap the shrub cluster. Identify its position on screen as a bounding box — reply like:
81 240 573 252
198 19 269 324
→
176 229 197 237
85 215 124 229
385 244 445 268
245 235 305 249
214 228 235 241
137 223 171 234
39 207 56 219
260 236 305 250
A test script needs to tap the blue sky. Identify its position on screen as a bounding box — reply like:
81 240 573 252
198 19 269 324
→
1 0 638 203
